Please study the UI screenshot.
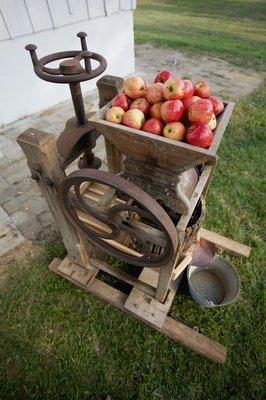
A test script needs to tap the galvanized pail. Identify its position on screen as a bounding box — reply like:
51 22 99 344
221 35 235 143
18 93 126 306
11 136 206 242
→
187 255 240 308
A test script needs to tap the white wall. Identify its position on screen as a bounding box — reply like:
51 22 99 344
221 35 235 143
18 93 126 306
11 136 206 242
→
0 11 135 125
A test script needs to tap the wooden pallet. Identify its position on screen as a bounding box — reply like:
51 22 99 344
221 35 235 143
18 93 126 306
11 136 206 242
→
48 223 251 365
49 256 227 364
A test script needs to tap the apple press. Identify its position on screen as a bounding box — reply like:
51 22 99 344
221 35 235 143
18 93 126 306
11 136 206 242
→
17 32 250 363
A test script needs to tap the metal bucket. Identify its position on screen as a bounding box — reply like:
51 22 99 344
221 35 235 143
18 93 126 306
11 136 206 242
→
187 256 240 307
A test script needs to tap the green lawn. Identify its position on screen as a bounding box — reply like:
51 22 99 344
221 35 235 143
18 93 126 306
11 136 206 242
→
1 1 265 399
135 0 266 71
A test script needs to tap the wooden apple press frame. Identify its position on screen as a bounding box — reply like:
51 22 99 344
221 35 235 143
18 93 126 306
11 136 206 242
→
18 34 250 364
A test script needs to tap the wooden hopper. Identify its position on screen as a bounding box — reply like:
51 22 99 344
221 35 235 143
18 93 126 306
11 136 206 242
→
89 101 235 173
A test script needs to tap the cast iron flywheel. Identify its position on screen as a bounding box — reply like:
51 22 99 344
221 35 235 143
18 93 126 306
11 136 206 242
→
58 169 178 267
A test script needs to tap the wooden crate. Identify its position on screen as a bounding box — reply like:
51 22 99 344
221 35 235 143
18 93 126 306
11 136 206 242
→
89 101 235 173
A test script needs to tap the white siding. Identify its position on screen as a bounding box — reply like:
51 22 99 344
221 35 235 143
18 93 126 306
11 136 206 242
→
46 0 88 27
120 0 133 11
87 0 106 19
105 0 120 15
25 0 54 31
0 10 135 125
0 0 33 38
0 9 10 40
0 0 136 40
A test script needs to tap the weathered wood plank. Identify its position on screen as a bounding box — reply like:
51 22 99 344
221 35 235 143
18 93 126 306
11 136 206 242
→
89 258 156 297
96 75 124 173
17 128 91 265
199 228 251 258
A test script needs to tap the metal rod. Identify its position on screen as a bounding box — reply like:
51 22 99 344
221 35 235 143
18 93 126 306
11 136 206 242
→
77 32 92 73
69 82 87 125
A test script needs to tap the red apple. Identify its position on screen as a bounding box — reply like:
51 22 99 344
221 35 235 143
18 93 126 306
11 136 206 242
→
123 76 147 99
182 80 194 100
130 98 150 115
163 122 186 141
187 124 214 148
182 95 201 110
208 96 224 116
188 99 213 124
161 100 184 123
146 83 165 104
150 102 163 119
207 114 217 130
123 109 145 130
112 93 131 111
163 77 185 100
154 70 173 84
194 80 211 98
142 118 164 135
105 106 125 124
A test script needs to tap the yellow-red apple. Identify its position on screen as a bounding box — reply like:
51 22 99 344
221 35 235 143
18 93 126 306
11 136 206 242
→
182 95 201 110
123 109 145 130
105 106 125 124
161 100 184 122
182 80 194 100
163 122 186 141
146 83 164 104
207 114 217 130
112 94 131 111
163 77 185 100
208 96 224 115
143 118 164 135
123 76 147 99
130 98 150 115
150 102 163 119
154 70 173 84
194 80 211 98
188 99 213 124
186 124 214 148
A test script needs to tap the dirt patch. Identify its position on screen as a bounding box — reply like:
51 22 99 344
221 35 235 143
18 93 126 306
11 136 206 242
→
135 43 263 99
0 240 42 287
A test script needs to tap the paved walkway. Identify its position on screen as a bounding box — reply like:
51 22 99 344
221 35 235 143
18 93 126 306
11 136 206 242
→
0 44 263 257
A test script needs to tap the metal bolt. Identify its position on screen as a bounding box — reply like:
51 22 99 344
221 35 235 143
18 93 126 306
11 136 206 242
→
44 177 53 186
193 192 198 197
31 173 39 181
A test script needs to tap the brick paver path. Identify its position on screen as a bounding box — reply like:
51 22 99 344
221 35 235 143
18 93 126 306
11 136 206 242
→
0 44 263 256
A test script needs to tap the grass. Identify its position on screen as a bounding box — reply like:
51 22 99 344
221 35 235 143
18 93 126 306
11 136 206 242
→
135 0 266 71
1 1 265 399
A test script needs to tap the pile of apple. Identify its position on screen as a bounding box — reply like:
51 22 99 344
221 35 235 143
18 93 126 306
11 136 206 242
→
105 71 225 148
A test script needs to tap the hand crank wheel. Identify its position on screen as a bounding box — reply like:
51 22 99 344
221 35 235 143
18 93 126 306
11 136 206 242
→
58 169 178 267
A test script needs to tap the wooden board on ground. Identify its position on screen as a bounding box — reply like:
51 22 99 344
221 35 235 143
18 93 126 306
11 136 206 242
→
49 256 227 364
199 228 251 258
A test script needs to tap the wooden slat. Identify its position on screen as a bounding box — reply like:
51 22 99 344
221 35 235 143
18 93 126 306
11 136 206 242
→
209 102 235 155
50 257 227 363
172 253 192 281
199 228 251 258
76 209 143 258
89 258 156 297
